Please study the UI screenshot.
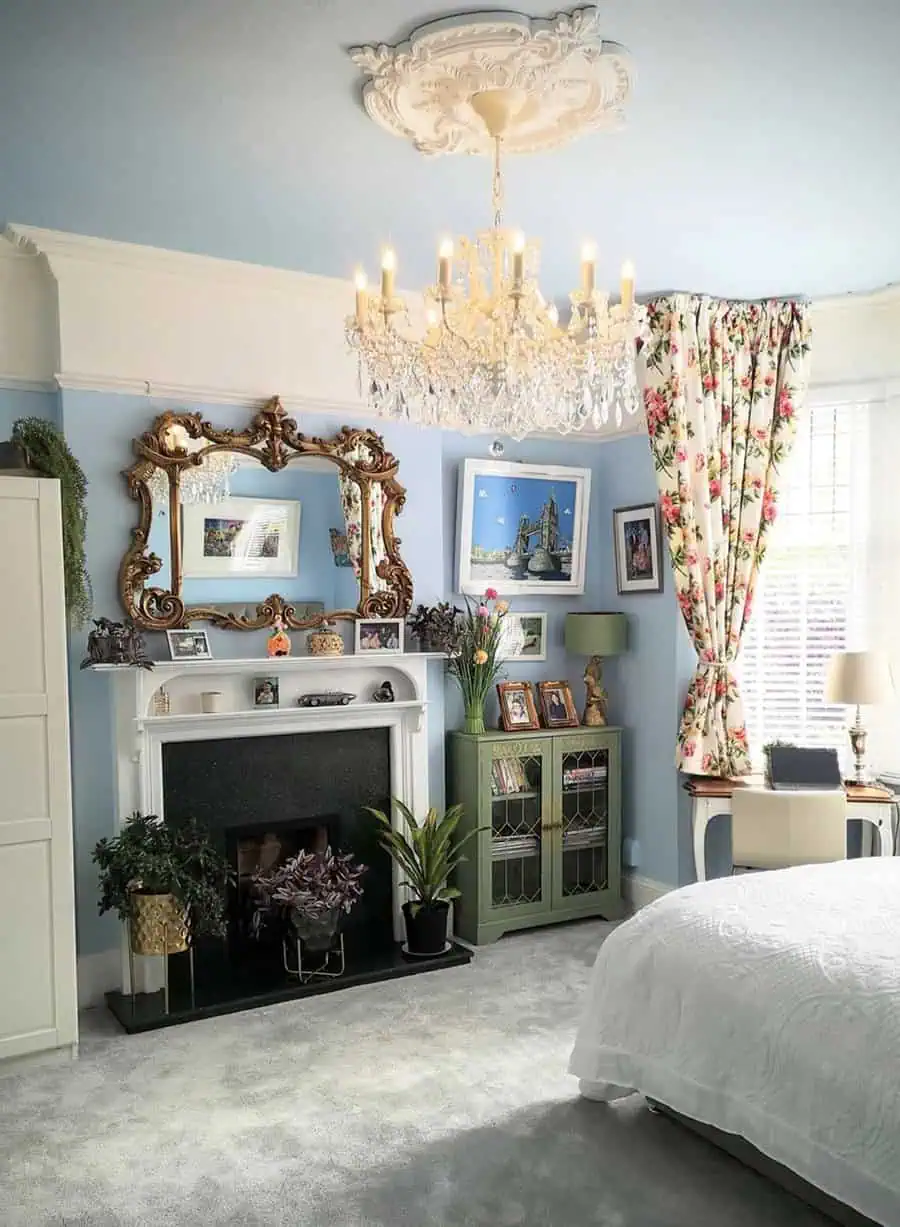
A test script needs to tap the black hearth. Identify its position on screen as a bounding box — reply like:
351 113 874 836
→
106 727 470 1033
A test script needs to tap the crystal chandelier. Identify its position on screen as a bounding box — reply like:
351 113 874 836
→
346 92 648 439
147 423 239 507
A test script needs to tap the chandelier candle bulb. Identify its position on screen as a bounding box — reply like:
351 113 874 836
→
438 238 453 290
381 248 396 300
354 269 368 324
581 243 597 295
620 260 635 312
512 231 526 285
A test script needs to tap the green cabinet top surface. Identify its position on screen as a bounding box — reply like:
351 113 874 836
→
450 726 621 742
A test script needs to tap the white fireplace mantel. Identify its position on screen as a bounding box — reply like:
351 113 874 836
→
101 652 442 984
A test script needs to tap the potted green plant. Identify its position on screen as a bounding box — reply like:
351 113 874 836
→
7 417 92 626
367 799 482 956
93 812 234 955
407 601 461 653
446 589 508 734
252 847 366 950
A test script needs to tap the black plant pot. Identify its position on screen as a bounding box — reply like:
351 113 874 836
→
402 900 449 956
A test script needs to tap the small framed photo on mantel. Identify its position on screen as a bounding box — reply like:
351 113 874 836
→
613 503 664 595
355 617 404 655
497 681 541 733
537 680 579 729
166 629 213 660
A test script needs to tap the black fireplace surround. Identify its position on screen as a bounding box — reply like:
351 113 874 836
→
106 727 469 1032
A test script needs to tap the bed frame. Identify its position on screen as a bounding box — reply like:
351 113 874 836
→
648 1102 880 1227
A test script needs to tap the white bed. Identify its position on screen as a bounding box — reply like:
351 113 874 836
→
569 858 900 1226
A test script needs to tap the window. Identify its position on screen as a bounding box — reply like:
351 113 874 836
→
738 400 868 756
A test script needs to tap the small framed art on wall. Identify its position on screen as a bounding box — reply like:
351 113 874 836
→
613 503 663 594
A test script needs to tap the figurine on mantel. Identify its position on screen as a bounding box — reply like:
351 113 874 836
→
267 616 292 658
372 680 395 703
80 617 154 670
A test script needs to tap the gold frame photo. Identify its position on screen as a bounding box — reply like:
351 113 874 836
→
537 680 580 728
496 681 541 733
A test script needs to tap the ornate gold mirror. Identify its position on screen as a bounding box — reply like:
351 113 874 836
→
119 397 412 630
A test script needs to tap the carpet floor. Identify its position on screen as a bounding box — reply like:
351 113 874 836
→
0 920 832 1227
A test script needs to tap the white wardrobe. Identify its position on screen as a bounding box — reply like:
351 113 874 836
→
0 476 78 1059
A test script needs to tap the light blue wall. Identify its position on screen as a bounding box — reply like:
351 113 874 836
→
9 387 680 955
0 387 60 436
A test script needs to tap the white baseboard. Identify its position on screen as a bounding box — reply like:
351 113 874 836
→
622 872 671 912
77 949 120 1009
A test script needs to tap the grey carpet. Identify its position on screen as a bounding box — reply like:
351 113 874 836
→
0 920 831 1227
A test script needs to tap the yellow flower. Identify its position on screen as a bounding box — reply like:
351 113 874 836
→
473 649 489 665
494 600 509 615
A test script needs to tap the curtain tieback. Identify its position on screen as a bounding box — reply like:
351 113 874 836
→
698 661 731 672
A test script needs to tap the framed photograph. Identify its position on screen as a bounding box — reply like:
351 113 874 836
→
497 681 541 732
166 629 213 660
355 617 404 655
613 503 663 594
181 497 301 579
253 676 279 708
456 459 591 596
497 611 547 662
537 680 579 728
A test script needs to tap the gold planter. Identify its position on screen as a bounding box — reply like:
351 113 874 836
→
129 892 189 955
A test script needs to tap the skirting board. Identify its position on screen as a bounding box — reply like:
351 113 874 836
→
77 949 121 1009
622 872 671 913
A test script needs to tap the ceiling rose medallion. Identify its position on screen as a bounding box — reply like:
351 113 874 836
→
346 7 647 438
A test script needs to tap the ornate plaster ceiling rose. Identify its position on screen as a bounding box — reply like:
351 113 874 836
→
350 7 634 157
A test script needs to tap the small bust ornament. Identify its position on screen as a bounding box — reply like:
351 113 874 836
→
372 680 395 704
267 616 292 658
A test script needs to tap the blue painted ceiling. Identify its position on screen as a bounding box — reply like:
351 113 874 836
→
1 0 898 300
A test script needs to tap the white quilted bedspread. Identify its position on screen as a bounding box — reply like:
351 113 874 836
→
569 859 900 1225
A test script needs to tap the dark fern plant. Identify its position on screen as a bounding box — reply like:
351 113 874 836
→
93 812 235 938
11 417 92 626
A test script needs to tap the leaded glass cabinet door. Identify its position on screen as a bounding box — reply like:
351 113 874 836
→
482 740 553 924
551 731 621 913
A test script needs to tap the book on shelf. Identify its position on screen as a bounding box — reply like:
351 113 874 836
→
492 757 529 796
563 766 608 788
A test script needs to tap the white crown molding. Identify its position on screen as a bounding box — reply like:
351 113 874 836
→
350 6 633 157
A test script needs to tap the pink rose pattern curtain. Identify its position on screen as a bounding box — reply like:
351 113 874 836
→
642 295 812 776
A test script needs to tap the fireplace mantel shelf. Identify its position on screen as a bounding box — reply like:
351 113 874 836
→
135 699 427 728
90 652 445 674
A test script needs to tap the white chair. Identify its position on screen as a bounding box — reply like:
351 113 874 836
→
731 788 848 871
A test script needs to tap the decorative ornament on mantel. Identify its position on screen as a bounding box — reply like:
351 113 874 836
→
346 7 648 439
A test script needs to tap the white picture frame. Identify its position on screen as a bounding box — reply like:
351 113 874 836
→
181 496 301 579
456 459 591 595
166 629 213 660
497 611 548 662
355 617 405 655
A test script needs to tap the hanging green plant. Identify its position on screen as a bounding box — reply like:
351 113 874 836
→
11 417 92 626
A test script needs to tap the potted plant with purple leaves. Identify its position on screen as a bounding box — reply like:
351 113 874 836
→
446 588 508 734
407 601 461 654
367 799 484 956
251 847 366 951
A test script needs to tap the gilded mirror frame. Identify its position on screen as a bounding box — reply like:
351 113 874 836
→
119 396 413 631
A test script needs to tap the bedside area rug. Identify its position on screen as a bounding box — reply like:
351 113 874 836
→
0 921 833 1227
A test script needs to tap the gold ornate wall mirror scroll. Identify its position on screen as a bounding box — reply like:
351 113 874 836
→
119 397 412 631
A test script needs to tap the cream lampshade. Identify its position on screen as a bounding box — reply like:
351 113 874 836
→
825 650 893 783
565 613 628 727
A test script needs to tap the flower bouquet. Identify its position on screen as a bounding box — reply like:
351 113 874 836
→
446 588 508 735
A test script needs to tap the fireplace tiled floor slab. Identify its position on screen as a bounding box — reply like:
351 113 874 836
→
106 939 471 1033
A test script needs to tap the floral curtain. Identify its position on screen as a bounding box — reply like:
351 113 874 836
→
642 295 812 776
337 441 388 594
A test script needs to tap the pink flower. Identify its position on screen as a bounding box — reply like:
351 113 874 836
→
660 493 680 525
695 452 706 473
675 443 688 463
682 739 697 759
685 546 698 567
764 373 775 387
762 489 777 523
709 478 721 500
484 588 498 601
477 605 489 618
714 580 725 600
701 753 714 773
743 529 755 543
753 427 769 443
776 389 793 419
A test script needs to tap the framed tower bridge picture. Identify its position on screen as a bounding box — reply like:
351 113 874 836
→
456 459 591 595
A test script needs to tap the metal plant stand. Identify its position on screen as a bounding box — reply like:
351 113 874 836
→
126 920 196 1016
283 932 346 983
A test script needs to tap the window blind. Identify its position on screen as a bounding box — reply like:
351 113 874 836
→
738 400 868 756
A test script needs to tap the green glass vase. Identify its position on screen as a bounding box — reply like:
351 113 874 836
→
463 706 486 735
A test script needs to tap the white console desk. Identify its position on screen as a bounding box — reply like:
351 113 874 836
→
685 777 896 882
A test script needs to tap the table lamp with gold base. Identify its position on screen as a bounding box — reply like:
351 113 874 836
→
824 650 893 784
565 612 628 727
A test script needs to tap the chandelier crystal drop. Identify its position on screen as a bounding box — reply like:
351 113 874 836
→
346 130 648 439
147 423 240 507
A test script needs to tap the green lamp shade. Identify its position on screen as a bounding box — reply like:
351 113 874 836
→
565 612 627 657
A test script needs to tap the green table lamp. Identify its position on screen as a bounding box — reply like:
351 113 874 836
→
565 612 628 727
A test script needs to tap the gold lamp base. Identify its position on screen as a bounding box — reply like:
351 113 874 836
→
582 655 608 727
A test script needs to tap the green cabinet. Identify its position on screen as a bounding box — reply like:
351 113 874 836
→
449 727 624 945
